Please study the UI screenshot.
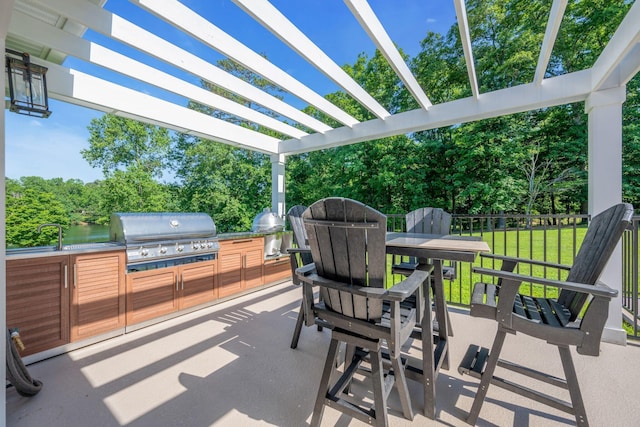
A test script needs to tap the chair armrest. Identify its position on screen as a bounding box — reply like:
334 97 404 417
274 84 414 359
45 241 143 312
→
295 262 316 278
287 247 311 255
473 267 618 298
480 253 571 271
387 264 433 300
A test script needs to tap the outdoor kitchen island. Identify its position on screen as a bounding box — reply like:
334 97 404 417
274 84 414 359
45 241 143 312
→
6 231 292 364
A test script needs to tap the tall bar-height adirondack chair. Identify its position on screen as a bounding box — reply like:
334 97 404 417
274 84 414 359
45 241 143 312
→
459 203 633 426
286 205 316 349
296 198 432 427
392 207 455 335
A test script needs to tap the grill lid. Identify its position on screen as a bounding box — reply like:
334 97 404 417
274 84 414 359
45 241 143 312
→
110 212 217 244
251 208 285 233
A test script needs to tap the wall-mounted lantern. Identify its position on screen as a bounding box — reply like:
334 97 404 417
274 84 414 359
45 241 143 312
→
5 49 51 118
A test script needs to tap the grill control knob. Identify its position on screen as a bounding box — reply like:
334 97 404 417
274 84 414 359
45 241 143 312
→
207 242 213 248
192 242 199 250
176 244 184 252
140 248 149 256
199 243 206 249
159 246 167 254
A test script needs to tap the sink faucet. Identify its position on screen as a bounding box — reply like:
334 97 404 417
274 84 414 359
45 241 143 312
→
37 223 63 250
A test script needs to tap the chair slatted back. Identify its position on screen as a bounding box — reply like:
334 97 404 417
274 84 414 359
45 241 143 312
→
406 207 452 235
287 205 313 265
560 203 633 320
303 198 387 321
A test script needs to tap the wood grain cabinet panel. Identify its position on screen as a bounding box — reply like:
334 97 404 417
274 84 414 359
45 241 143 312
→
263 255 292 285
218 238 264 297
178 260 217 310
126 268 178 325
70 251 126 341
6 256 70 356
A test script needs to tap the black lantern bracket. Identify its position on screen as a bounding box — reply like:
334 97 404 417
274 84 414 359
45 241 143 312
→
5 48 51 118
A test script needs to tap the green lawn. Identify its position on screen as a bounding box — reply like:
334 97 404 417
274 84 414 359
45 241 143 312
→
387 225 589 306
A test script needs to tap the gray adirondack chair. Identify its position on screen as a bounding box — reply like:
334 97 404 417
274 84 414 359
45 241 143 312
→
392 207 455 278
296 198 432 427
459 203 633 426
392 207 455 335
286 205 316 349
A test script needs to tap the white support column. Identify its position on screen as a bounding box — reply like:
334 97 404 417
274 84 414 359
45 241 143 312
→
585 85 627 345
1 1 15 422
271 154 286 218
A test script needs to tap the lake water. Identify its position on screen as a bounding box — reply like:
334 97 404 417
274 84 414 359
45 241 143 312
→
64 224 111 244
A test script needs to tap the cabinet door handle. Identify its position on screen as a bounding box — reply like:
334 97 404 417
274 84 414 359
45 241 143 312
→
176 274 179 291
73 264 77 288
233 239 253 244
243 255 246 269
181 273 184 290
64 265 68 289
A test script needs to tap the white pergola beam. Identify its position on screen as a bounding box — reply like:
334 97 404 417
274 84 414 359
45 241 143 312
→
344 0 431 110
591 0 640 90
534 0 568 85
232 0 391 120
9 10 308 140
454 0 479 98
131 0 359 128
44 62 280 154
280 70 592 154
34 0 332 134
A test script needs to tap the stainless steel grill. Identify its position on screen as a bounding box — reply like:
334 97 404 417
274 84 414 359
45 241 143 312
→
110 212 219 270
251 208 285 257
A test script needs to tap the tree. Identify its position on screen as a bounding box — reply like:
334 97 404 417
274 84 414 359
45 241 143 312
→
82 114 174 221
6 188 69 248
82 114 171 178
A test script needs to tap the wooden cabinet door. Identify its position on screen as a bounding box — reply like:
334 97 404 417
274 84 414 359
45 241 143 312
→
6 256 70 356
244 246 265 289
218 238 265 296
264 255 291 284
178 260 217 309
70 251 125 341
218 250 243 298
126 268 178 325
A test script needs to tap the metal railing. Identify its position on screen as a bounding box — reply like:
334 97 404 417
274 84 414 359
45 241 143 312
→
387 212 640 339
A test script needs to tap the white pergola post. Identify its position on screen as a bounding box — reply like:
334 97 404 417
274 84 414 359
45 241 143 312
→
586 85 627 345
1 1 15 421
271 154 286 218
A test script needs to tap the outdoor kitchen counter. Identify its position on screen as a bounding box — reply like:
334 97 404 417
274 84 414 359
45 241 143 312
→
218 231 265 240
6 242 125 260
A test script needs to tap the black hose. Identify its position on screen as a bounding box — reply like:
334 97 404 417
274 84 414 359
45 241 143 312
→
6 329 42 396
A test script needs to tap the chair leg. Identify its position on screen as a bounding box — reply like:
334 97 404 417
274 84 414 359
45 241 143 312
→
467 328 508 425
390 354 413 421
311 337 340 427
369 350 389 427
558 345 589 426
290 301 305 349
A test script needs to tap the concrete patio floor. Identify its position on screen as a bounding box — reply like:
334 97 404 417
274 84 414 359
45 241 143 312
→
7 280 640 426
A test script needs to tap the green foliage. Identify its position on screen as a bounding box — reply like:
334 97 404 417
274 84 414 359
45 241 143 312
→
82 114 171 178
6 188 69 248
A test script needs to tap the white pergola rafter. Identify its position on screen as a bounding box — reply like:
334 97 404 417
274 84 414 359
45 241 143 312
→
280 70 593 154
344 0 432 110
44 62 281 154
232 0 391 120
130 0 360 128
8 10 308 140
454 0 479 98
591 0 640 90
34 0 333 134
534 0 568 85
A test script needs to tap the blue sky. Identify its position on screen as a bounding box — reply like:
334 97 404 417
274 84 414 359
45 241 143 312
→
5 0 456 183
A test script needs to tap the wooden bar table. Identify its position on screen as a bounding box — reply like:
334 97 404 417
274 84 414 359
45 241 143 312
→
386 232 491 419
